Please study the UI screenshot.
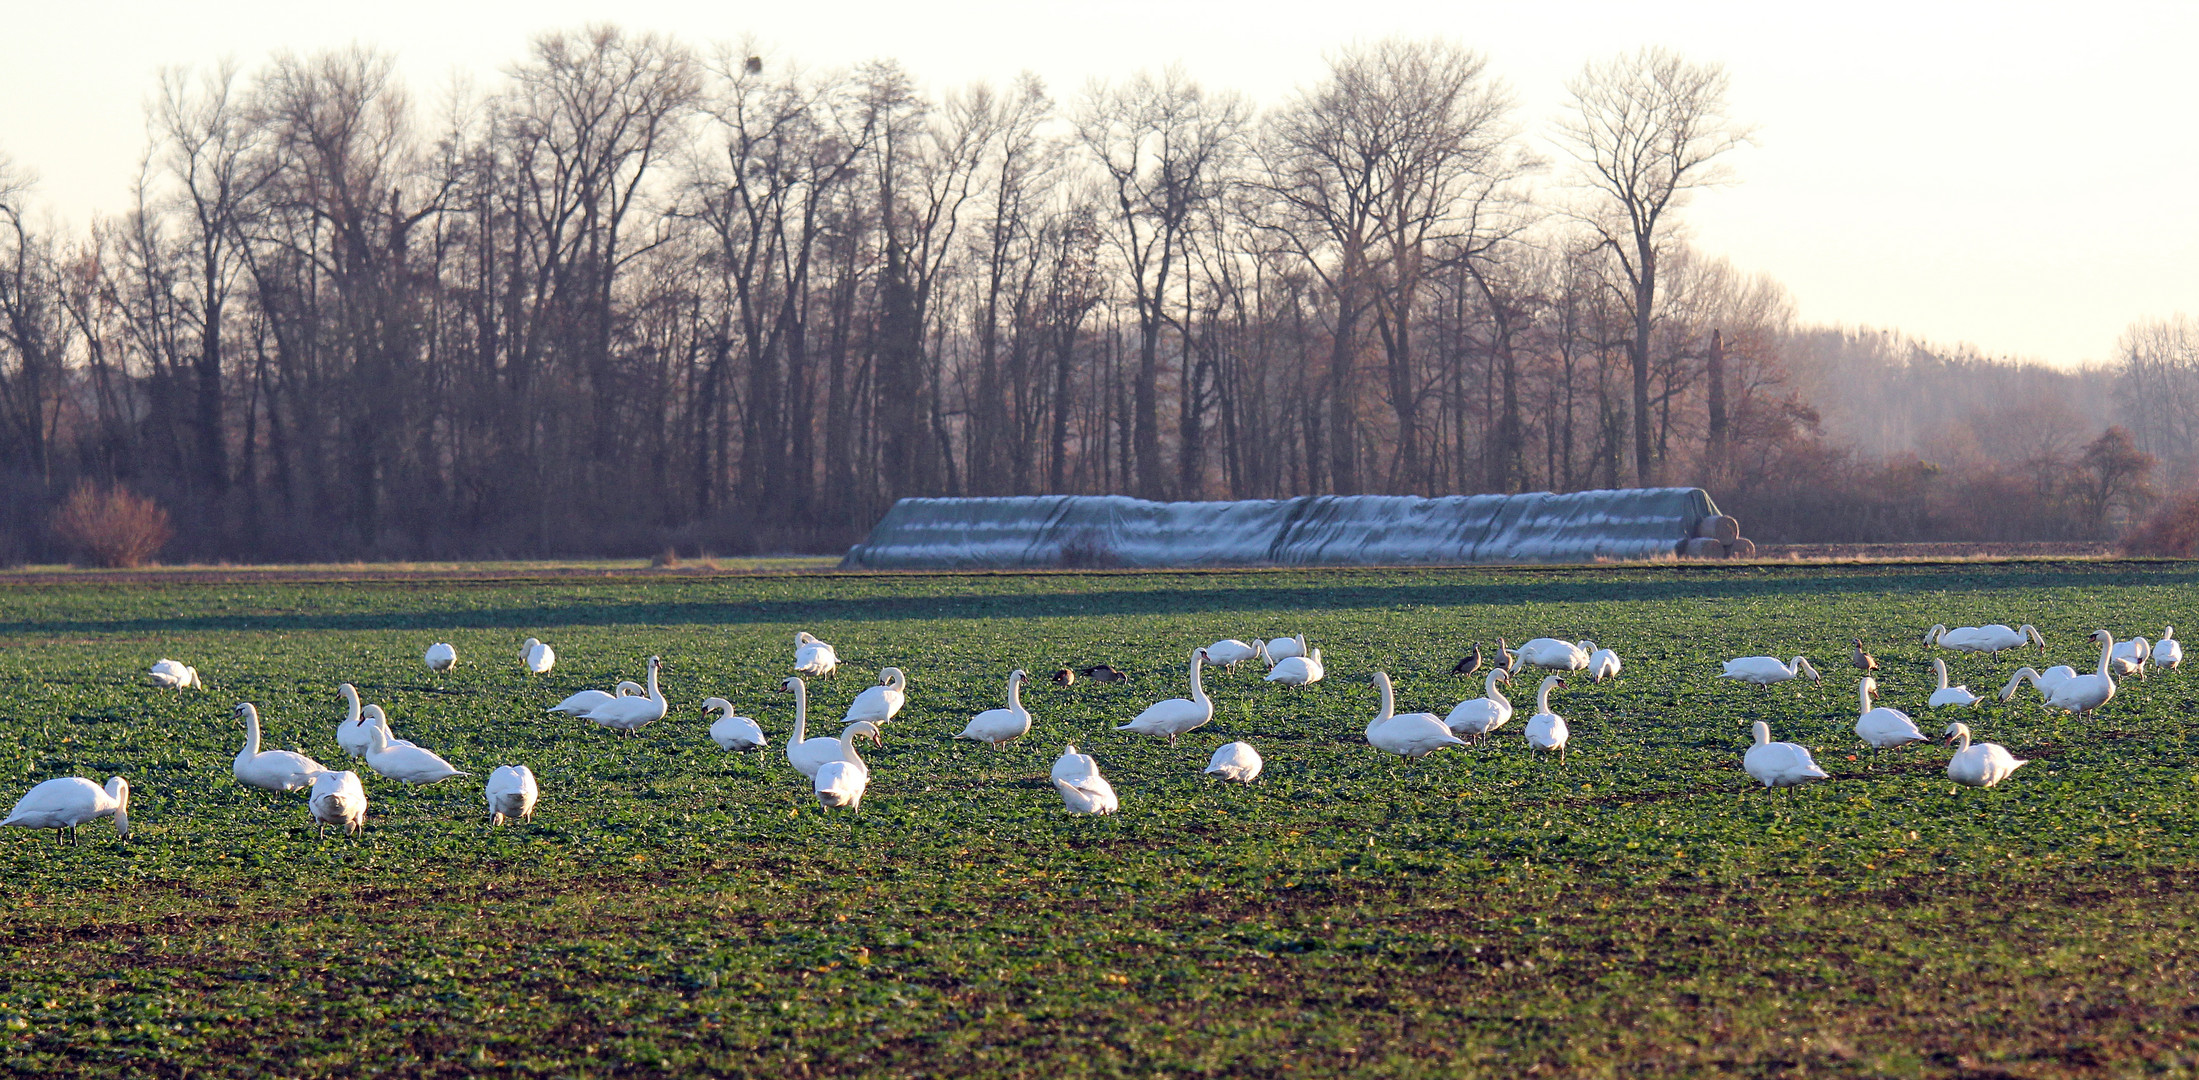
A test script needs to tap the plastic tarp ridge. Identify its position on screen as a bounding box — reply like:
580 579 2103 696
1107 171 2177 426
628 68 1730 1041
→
840 490 1721 569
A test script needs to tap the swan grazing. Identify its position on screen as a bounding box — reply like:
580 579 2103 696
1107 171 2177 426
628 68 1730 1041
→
1265 647 1325 687
1928 658 1985 708
1744 721 1829 789
424 642 458 672
1584 642 1622 683
1444 669 1514 741
2154 627 2182 671
1117 649 1214 746
1264 635 1308 665
546 681 646 718
1052 744 1100 784
1204 741 1263 783
1052 764 1119 816
149 659 203 689
1365 672 1467 760
1719 655 1821 687
702 698 768 751
520 638 556 675
2042 630 2118 716
363 715 466 785
782 678 878 778
1202 639 1268 671
1524 675 1571 765
232 704 328 792
335 683 373 758
793 632 839 678
1509 638 1589 673
484 765 540 825
1923 624 2044 654
2110 637 2150 680
958 669 1034 748
577 657 668 734
1854 677 1928 750
3 777 130 845
308 771 366 838
814 725 880 812
1944 723 2028 788
1997 665 2077 705
843 668 908 726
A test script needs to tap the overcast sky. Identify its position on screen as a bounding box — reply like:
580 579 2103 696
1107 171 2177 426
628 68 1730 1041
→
2 0 2191 367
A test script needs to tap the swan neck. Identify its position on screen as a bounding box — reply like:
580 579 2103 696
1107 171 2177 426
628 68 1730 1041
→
645 661 663 703
1860 681 1873 714
790 682 807 743
1485 670 1506 700
341 685 360 721
2097 634 2115 679
1189 652 1206 701
1008 673 1025 712
1934 658 1949 689
1537 681 1554 713
1753 721 1770 746
1370 676 1395 734
242 709 260 757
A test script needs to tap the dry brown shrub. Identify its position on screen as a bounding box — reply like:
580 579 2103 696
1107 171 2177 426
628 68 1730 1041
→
49 481 174 568
2120 492 2199 557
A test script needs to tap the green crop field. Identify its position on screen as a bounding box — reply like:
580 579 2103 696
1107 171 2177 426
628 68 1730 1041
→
2 562 2196 1078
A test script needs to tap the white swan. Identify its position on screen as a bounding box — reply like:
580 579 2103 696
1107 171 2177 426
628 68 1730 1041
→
1719 655 1821 687
1923 623 2044 654
485 765 540 825
1117 649 1214 745
702 697 767 751
362 714 466 785
1509 638 1589 673
520 638 556 675
546 681 646 718
814 726 878 812
1944 723 2027 788
1584 642 1622 683
843 668 907 725
309 771 366 838
149 659 202 689
4 777 130 844
1265 647 1324 687
1203 639 1268 671
1204 741 1263 783
1854 677 1928 750
2043 630 2118 716
335 683 373 758
1366 672 1467 760
1997 665 2076 705
1523 675 1570 764
1053 767 1119 815
1744 721 1829 789
782 677 878 778
232 704 328 792
2154 627 2182 670
424 642 458 671
1445 669 1513 740
958 669 1034 748
794 632 839 678
577 656 667 733
1263 635 1308 665
1052 744 1100 784
360 705 413 750
2110 637 2150 679
1928 658 1985 708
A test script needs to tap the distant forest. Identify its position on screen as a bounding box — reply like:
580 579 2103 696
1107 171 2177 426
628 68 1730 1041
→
2 27 2193 562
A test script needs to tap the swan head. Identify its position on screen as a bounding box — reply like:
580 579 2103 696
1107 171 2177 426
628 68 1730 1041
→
106 777 130 839
795 632 817 646
701 697 732 717
1370 671 1393 690
845 721 883 746
1494 668 1511 684
1009 668 1029 686
1751 720 1771 746
1541 675 1566 691
338 683 358 703
2091 629 2112 643
1577 640 1597 652
232 702 256 721
781 676 803 693
879 667 906 688
1942 721 1972 743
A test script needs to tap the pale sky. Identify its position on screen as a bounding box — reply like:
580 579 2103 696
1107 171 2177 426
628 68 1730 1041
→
3 0 2192 367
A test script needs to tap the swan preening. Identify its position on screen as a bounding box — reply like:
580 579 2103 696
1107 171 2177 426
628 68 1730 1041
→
1263 635 1308 665
1117 649 1213 745
1444 668 1513 740
1365 672 1467 760
1744 721 1828 789
424 643 458 672
309 771 366 837
1510 638 1589 673
844 668 908 725
957 669 1033 748
702 698 767 751
1854 678 1928 750
1050 744 1118 815
1944 723 2027 788
1204 741 1263 783
233 704 328 792
2154 627 2182 670
577 657 668 733
1928 659 1984 708
1997 665 2076 705
2109 637 2150 680
1265 647 1324 687
794 632 839 678
485 765 540 825
1923 624 2044 654
1203 639 1268 671
149 659 203 689
1523 675 1570 764
547 681 647 718
814 726 881 811
4 777 130 844
1719 655 1821 687
520 638 556 675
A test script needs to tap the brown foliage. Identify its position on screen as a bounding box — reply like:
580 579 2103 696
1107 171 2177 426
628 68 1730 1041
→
49 482 174 568
2120 492 2199 557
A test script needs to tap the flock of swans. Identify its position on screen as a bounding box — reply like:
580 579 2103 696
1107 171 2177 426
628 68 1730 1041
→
2 621 2179 845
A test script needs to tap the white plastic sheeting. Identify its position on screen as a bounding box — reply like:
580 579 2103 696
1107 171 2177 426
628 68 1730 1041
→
840 489 1722 569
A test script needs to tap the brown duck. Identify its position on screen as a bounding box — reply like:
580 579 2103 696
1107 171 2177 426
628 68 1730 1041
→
1850 639 1878 672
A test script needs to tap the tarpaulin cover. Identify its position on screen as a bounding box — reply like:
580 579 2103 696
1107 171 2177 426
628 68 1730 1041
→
839 489 1721 569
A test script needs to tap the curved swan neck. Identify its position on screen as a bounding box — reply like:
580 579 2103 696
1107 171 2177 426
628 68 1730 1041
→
240 706 261 757
340 685 360 721
1859 679 1874 714
644 658 664 703
108 777 130 838
1752 720 1770 746
2095 633 2115 679
1188 651 1207 701
1369 674 1395 733
1537 677 1557 713
1484 669 1507 701
789 680 808 742
1008 671 1026 712
1933 658 1950 689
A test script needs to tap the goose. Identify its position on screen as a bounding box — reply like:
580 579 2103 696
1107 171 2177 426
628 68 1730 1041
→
149 659 203 689
782 677 878 779
1079 664 1128 683
1204 741 1263 783
1850 640 1878 672
1944 722 2028 788
1452 644 1484 676
1854 677 1928 750
1203 639 1268 672
3 777 130 845
2154 627 2182 670
1584 641 1622 683
958 669 1034 748
813 724 881 811
546 681 647 718
520 638 556 675
1923 624 2044 654
484 765 540 826
1265 647 1324 687
362 714 466 785
2110 637 2150 680
1443 668 1513 740
424 642 458 672
335 683 373 757
793 632 839 678
702 698 768 751
1997 665 2077 705
1523 675 1570 765
1263 635 1308 665
232 704 328 792
1743 720 1829 789
2042 630 2118 716
1509 638 1589 673
1719 655 1821 687
576 657 667 734
1051 744 1100 784
843 668 908 725
1053 766 1119 816
308 771 366 838
1365 672 1467 760
1052 668 1075 686
1928 658 1985 708
1116 649 1213 745
1496 638 1516 672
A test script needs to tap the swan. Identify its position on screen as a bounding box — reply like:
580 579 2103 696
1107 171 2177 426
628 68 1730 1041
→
335 683 373 758
2110 637 2150 680
232 704 328 792
360 705 414 750
484 765 540 825
702 698 767 751
1265 647 1325 687
2042 630 2118 716
2154 627 2182 670
1052 744 1100 784
308 771 366 838
1719 655 1820 687
576 656 668 733
1263 635 1308 665
1204 741 1263 783
1997 665 2076 705
362 714 466 785
1854 677 1928 750
424 642 458 671
1444 669 1513 740
1944 722 2028 788
958 669 1034 748
1053 767 1119 815
794 632 839 678
1923 624 2044 654
1365 672 1467 760
1117 649 1214 745
843 668 908 725
3 777 130 845
149 659 203 689
1509 638 1589 673
546 681 646 718
782 677 878 778
520 638 556 675
814 725 879 811
1743 720 1829 789
1203 639 1268 671
1928 658 1985 708
1523 675 1570 765
1584 642 1622 683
